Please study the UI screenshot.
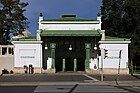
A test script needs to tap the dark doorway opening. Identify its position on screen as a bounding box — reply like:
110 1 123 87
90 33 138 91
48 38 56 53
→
65 58 74 71
55 37 86 72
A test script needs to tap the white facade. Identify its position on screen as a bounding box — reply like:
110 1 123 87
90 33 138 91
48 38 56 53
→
40 23 100 30
13 41 42 68
37 16 102 40
11 14 131 74
99 43 129 68
39 17 101 31
38 14 130 70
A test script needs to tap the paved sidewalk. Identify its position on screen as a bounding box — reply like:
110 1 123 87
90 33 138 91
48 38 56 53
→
0 73 139 84
90 74 140 81
0 73 91 82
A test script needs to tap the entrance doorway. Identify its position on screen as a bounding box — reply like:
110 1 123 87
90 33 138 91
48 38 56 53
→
55 37 86 72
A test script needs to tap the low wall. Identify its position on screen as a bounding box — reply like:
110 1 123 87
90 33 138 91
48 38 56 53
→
13 67 56 74
0 56 14 74
86 68 129 75
13 67 42 74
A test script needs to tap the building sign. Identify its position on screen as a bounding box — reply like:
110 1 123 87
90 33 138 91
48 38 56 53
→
106 50 120 59
108 57 119 59
20 56 35 58
19 49 36 65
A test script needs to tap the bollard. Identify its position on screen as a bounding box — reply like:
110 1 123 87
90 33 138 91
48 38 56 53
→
29 64 33 74
74 59 77 72
31 67 34 74
24 65 28 74
62 59 66 72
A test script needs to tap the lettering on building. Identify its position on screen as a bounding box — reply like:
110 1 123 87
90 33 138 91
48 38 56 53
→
20 56 35 58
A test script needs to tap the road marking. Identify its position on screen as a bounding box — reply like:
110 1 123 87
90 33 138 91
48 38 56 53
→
83 74 99 81
34 85 74 93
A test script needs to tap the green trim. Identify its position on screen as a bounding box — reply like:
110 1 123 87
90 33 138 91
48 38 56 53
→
105 36 130 41
13 36 37 41
50 43 56 69
40 30 101 37
85 43 91 69
12 41 43 44
99 41 131 44
99 36 131 44
74 59 77 72
62 59 66 72
17 39 37 41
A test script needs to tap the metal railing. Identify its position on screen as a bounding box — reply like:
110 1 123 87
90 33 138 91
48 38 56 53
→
0 45 14 56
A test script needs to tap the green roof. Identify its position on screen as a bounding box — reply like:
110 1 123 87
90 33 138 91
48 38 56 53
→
40 30 101 36
13 36 37 41
105 36 130 41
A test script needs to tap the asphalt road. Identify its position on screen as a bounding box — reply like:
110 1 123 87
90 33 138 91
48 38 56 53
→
0 73 139 93
0 86 36 93
0 84 135 93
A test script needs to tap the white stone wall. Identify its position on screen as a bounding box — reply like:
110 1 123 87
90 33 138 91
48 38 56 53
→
40 23 100 30
38 16 101 31
99 44 129 68
13 41 42 68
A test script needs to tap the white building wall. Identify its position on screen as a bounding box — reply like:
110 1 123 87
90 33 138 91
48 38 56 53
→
40 24 100 30
14 42 42 68
99 44 129 68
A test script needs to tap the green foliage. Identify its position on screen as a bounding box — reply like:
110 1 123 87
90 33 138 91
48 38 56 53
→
0 0 28 45
101 0 140 59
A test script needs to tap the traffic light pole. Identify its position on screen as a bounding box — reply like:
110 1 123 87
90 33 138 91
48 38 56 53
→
101 48 104 81
117 50 122 81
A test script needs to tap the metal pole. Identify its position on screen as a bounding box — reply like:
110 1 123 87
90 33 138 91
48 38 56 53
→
101 48 104 81
117 50 122 81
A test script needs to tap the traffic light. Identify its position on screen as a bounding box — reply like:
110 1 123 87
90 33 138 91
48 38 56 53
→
104 49 108 59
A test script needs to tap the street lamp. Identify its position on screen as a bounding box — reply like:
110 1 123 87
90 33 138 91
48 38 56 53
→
45 44 48 50
69 44 72 51
94 44 97 50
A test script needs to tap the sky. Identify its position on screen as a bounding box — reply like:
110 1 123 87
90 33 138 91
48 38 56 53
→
21 0 102 35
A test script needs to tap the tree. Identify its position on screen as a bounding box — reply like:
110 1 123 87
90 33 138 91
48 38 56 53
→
101 0 126 37
101 0 140 61
123 0 140 60
0 0 28 45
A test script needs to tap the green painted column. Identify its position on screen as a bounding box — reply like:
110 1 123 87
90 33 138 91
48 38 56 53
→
50 43 56 69
85 43 91 69
74 59 77 72
62 59 66 72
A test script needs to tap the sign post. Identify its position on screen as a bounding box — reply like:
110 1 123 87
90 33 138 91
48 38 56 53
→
101 48 104 81
117 50 122 81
